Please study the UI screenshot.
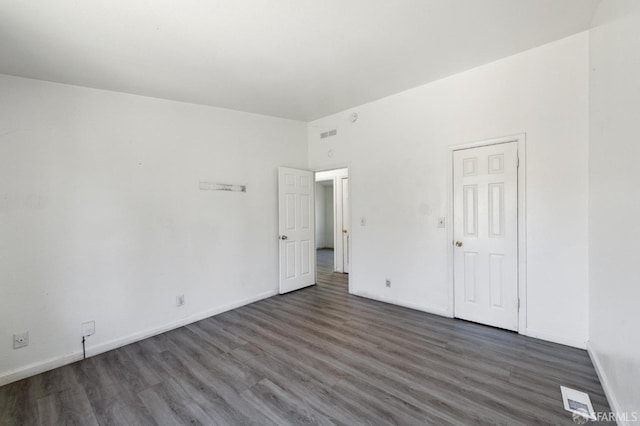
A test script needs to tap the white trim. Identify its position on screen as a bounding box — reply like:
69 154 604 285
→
315 168 347 271
0 289 278 387
447 133 527 333
313 170 318 286
339 176 350 273
588 343 627 426
334 176 345 272
0 352 84 389
517 134 528 336
350 288 451 317
524 327 587 349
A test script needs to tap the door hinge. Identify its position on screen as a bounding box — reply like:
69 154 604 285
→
516 156 520 168
517 298 521 310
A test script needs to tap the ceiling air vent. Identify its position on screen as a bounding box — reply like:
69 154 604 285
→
320 129 337 139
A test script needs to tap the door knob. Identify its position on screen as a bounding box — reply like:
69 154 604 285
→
455 241 463 247
280 235 288 240
342 229 348 234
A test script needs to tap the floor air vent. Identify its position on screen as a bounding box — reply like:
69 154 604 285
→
560 386 596 423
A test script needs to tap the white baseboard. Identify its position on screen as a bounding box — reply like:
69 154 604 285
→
0 352 85 388
587 342 626 426
349 288 451 317
349 290 587 350
0 289 278 387
522 328 587 349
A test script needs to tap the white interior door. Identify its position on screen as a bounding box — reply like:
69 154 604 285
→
453 142 518 331
341 177 350 273
278 167 316 294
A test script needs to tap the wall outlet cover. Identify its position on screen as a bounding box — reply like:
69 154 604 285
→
81 321 95 337
13 331 29 349
176 295 185 307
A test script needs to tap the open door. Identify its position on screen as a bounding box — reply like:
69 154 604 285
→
278 167 316 294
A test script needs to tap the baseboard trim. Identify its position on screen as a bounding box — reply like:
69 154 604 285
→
0 352 85 388
349 290 587 349
0 289 278 387
523 328 587 349
349 288 451 317
587 342 626 426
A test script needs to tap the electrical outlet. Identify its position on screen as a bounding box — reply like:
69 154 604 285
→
385 279 391 288
176 294 185 307
81 321 95 337
13 331 29 349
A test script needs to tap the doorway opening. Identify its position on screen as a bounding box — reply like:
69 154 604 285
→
315 168 349 290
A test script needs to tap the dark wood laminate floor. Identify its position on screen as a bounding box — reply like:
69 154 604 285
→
0 249 612 425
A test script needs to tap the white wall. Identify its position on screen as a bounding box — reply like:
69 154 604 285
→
0 74 307 384
308 33 590 348
588 0 640 420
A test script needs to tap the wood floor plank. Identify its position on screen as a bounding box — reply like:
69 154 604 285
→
0 249 613 425
233 300 521 424
232 343 399 426
71 354 157 425
36 387 99 426
153 350 264 426
137 380 192 426
240 379 334 426
155 344 274 425
166 328 259 391
0 379 39 425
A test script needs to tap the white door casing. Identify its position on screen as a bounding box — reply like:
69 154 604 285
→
278 167 316 294
453 142 518 331
316 168 349 273
341 177 350 273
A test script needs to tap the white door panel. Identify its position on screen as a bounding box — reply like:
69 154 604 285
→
453 142 518 331
278 167 316 294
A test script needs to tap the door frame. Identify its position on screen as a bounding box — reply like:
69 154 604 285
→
314 166 351 292
339 176 350 273
446 134 527 334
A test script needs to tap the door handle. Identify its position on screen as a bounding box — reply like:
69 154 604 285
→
280 235 288 240
342 229 348 234
455 241 463 247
